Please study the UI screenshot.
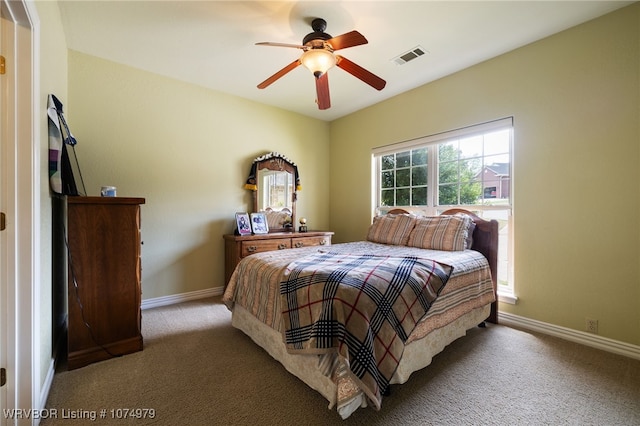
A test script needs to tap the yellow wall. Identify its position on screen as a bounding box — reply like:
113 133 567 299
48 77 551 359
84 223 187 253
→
67 51 330 300
330 4 640 345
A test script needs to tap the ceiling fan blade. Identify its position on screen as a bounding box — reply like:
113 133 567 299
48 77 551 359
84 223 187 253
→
326 31 368 51
257 59 301 89
256 42 306 49
315 73 331 110
335 55 386 91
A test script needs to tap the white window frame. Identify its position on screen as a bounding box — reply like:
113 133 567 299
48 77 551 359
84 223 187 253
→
372 118 515 300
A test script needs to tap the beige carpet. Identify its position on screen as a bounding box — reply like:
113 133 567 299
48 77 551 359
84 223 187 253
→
43 297 640 425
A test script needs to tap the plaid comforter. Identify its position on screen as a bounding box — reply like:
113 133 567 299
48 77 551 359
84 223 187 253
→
279 252 453 410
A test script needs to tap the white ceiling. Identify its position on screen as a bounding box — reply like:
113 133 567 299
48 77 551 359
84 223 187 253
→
57 1 632 121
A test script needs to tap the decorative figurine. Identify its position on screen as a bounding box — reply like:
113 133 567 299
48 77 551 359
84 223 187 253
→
299 217 307 233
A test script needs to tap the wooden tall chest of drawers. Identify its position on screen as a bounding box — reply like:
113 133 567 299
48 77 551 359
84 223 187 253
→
66 196 145 369
223 231 333 287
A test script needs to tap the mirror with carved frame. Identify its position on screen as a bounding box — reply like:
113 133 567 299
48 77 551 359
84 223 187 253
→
244 152 299 233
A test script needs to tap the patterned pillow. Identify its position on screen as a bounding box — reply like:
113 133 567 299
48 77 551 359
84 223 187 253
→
366 214 417 246
407 214 473 251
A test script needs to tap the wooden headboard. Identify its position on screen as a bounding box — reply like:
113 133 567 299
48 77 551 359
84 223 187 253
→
387 208 499 323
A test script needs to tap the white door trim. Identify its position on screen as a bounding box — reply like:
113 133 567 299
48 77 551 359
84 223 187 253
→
0 9 10 424
1 0 40 423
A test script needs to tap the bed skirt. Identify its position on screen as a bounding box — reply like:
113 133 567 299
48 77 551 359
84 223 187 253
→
231 303 491 418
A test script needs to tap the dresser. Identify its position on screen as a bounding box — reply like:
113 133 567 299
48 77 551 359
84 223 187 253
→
223 231 334 286
66 196 145 370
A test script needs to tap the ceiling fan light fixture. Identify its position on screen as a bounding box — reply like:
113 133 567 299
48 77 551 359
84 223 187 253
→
256 18 386 109
300 49 336 77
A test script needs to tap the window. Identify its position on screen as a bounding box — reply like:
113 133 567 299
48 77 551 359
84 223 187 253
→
373 118 514 297
380 148 428 206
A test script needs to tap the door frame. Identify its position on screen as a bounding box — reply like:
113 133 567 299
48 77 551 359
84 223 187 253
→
1 0 40 422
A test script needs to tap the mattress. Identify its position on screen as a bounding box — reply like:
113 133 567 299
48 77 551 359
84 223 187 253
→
222 241 495 418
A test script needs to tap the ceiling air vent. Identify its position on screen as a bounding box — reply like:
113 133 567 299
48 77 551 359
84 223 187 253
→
391 46 428 65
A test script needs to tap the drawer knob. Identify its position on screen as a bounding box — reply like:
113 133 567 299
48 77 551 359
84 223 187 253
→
278 244 287 250
320 240 326 245
247 246 258 253
295 242 304 248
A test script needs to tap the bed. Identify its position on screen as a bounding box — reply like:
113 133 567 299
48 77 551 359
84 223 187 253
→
222 208 498 419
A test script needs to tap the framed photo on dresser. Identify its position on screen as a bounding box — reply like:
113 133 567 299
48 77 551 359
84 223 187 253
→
250 212 269 234
235 212 252 236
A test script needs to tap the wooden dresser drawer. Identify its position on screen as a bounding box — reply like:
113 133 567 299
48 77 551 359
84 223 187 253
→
241 239 291 256
291 235 331 249
224 231 334 287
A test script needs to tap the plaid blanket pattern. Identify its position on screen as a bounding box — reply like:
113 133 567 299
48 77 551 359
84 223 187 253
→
280 252 453 409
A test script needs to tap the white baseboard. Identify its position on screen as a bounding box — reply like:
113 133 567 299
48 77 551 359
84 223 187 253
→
141 287 224 310
37 359 56 425
499 311 640 361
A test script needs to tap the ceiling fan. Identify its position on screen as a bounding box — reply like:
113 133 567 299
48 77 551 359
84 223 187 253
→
256 18 386 110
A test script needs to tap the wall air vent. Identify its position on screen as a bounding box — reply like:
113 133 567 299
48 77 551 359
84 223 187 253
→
391 46 428 65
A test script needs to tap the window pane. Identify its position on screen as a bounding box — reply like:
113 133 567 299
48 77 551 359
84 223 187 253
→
460 182 482 204
397 151 411 168
411 186 427 205
438 142 458 161
461 158 482 181
480 158 510 202
381 170 394 189
411 148 427 166
438 161 458 184
438 183 457 205
484 129 510 156
381 154 395 170
459 135 482 159
396 188 410 205
396 169 411 187
381 189 394 206
412 165 427 185
483 180 510 203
